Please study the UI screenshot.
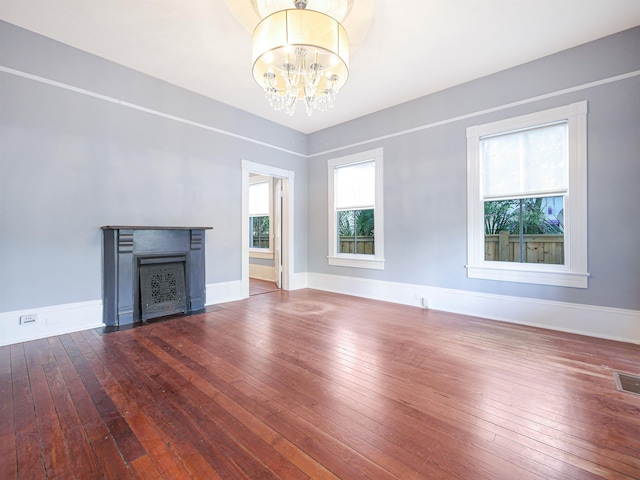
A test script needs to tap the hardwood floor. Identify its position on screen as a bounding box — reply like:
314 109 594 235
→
2 289 639 479
250 278 280 296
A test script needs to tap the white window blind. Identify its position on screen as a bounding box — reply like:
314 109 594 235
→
335 160 375 209
481 122 568 200
249 181 269 216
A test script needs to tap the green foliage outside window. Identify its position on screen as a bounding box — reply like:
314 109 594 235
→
484 198 564 235
250 216 269 249
338 209 374 236
338 209 374 254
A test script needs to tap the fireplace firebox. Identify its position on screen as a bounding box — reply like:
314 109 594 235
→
139 257 187 321
102 226 211 327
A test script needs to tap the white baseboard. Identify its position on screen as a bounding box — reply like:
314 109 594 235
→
249 264 278 282
289 272 308 291
0 300 104 347
4 276 636 346
206 280 243 306
306 272 640 345
0 280 244 347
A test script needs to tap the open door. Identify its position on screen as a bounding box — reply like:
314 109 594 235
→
273 177 283 289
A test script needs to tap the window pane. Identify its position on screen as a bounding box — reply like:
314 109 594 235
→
249 182 270 216
482 122 568 199
335 161 375 209
484 196 564 264
337 209 374 254
250 216 270 249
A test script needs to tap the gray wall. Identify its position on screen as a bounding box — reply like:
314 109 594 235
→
1 21 639 316
0 22 307 312
307 27 640 311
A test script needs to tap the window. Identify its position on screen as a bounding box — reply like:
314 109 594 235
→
467 102 588 287
328 148 384 270
483 122 567 265
249 178 270 251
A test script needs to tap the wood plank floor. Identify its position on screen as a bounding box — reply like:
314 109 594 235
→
250 278 280 296
2 289 639 479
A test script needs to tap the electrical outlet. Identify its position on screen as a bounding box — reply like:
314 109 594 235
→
20 314 38 325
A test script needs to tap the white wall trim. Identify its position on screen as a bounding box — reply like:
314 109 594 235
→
4 65 637 161
308 69 640 158
305 272 640 345
289 272 309 291
0 300 104 347
0 280 245 346
3 277 636 346
0 65 306 158
206 280 243 306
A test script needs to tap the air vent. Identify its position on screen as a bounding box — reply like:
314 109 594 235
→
613 371 640 396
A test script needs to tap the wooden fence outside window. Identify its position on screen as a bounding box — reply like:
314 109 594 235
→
485 232 564 264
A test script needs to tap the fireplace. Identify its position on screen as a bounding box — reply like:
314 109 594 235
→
102 226 211 327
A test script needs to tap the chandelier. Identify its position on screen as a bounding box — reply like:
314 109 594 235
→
251 0 350 116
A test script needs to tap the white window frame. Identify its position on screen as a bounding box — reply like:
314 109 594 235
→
249 175 273 259
466 101 589 288
328 148 384 270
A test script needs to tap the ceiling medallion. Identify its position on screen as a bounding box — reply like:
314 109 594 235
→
250 0 353 22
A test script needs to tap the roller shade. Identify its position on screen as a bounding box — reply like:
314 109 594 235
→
249 181 269 216
481 122 568 200
335 160 375 209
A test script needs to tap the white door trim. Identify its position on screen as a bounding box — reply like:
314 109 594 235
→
241 160 294 298
274 177 283 289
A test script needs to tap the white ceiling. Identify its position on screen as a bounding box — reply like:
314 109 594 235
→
1 1 639 134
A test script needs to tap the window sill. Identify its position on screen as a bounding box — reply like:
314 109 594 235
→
328 255 385 270
466 264 589 288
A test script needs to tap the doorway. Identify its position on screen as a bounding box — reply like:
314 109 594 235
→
248 173 281 295
241 161 294 299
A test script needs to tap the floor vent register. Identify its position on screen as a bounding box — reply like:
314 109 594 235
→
613 371 640 396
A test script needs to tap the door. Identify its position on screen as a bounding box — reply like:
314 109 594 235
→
273 178 283 289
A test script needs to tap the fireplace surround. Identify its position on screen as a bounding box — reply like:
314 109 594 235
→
102 226 211 327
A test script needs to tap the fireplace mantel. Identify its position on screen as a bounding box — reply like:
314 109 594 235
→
102 226 212 327
102 226 212 231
